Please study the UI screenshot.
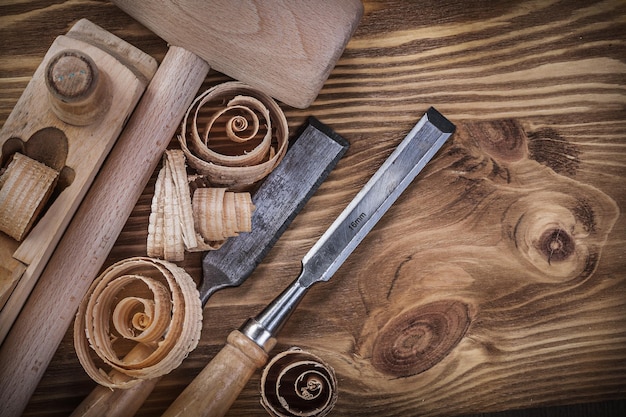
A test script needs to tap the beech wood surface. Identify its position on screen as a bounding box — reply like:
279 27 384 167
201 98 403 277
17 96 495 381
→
0 45 209 417
111 0 363 109
0 1 625 416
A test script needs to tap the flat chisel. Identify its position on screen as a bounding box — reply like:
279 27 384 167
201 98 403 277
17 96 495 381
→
162 107 456 417
199 117 349 304
71 117 349 417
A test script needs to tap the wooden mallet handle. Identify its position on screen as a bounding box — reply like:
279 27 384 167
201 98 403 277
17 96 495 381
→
71 378 159 417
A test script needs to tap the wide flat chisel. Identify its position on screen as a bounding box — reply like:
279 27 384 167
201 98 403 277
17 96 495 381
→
162 107 456 417
70 117 349 417
199 117 349 304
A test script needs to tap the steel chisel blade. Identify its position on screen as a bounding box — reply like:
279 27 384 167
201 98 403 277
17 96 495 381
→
299 106 455 287
199 117 349 305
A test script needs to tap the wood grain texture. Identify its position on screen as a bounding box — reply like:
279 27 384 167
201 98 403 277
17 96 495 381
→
111 0 363 108
0 45 208 417
0 1 624 416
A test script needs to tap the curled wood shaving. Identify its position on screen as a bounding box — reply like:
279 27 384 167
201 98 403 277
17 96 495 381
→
178 81 289 188
192 187 255 244
261 348 338 417
147 82 288 260
147 150 255 261
147 150 196 261
0 153 58 241
73 257 202 389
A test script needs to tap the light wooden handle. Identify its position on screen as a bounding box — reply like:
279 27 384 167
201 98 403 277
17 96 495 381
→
70 344 159 417
0 46 209 417
162 330 273 417
70 378 159 417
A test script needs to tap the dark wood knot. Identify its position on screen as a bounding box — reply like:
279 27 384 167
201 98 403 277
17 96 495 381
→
463 120 527 163
538 228 575 264
527 128 580 176
371 300 472 378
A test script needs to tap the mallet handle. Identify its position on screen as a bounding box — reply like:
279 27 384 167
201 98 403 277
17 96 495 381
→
71 379 159 417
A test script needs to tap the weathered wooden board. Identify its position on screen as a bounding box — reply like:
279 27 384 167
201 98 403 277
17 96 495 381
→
0 1 624 416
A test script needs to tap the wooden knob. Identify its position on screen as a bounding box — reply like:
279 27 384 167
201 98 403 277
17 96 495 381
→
45 49 110 125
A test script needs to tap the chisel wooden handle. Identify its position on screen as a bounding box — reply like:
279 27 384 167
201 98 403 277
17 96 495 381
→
162 330 275 417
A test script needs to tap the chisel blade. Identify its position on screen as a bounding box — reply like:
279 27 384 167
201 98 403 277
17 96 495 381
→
199 117 349 305
299 107 455 287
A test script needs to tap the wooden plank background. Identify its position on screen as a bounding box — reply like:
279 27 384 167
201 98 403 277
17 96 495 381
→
1 0 625 416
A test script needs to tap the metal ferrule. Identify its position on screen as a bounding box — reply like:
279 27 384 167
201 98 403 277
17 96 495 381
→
241 276 309 350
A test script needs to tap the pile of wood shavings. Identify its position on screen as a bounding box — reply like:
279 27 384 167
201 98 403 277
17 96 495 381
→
148 81 289 262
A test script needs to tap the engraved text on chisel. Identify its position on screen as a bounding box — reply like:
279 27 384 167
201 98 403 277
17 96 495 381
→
349 212 367 231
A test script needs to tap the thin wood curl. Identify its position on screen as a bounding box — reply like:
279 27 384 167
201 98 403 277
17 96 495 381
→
178 81 289 188
261 348 338 417
73 257 202 389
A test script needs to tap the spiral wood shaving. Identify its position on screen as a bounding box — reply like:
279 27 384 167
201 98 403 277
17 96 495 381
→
178 81 289 188
147 149 255 261
261 348 338 417
73 257 202 388
0 153 58 241
192 187 254 243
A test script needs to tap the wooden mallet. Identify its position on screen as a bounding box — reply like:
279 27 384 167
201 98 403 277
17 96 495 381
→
0 1 362 416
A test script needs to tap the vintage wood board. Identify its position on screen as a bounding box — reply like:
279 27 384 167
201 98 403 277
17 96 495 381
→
0 1 624 416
